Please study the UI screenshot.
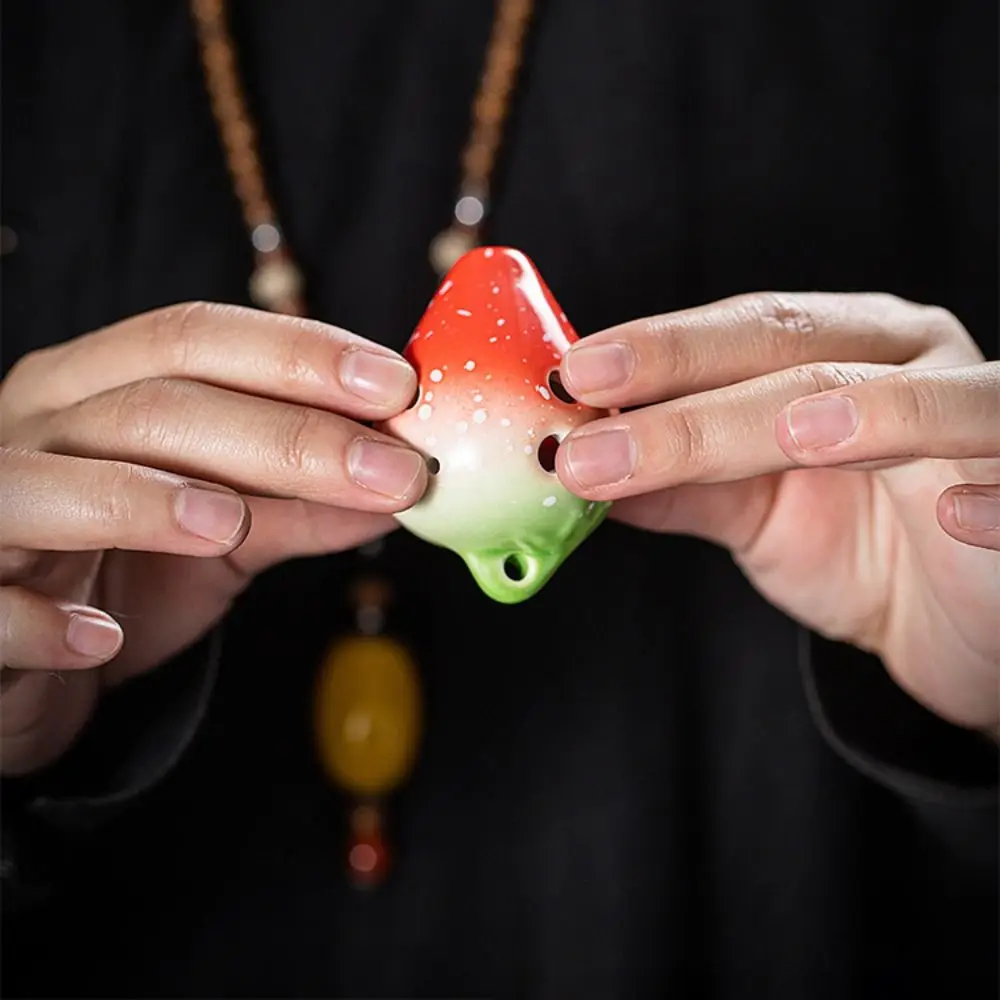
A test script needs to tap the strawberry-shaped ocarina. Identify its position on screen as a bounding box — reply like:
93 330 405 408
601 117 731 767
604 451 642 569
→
379 246 611 603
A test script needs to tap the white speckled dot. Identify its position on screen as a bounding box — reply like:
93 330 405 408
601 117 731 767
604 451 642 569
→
418 404 433 421
543 495 557 507
473 393 483 403
429 369 443 382
489 336 497 343
537 385 551 400
473 409 487 423
439 280 453 295
497 318 505 327
425 391 433 401
457 308 472 317
523 444 533 454
491 285 500 294
456 421 469 433
464 360 476 371
484 248 494 257
500 417 511 427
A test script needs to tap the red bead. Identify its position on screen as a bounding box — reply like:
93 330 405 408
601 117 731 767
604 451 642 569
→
346 804 391 887
347 829 390 887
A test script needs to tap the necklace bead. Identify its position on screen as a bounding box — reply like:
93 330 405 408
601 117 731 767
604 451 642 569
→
249 255 304 311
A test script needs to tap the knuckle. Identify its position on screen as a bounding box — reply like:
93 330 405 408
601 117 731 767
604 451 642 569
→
276 323 322 387
89 463 137 530
648 323 704 385
895 373 943 429
750 292 818 338
918 304 969 345
660 406 712 477
274 406 326 480
2 349 46 393
148 301 209 371
797 362 865 395
110 377 187 449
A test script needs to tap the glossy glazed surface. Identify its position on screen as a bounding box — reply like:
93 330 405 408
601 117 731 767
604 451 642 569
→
380 246 610 603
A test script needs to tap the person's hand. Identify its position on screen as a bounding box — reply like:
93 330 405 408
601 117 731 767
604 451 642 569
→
556 293 999 736
1 302 428 775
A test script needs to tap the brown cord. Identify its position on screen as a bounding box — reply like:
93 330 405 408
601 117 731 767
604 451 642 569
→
190 0 535 310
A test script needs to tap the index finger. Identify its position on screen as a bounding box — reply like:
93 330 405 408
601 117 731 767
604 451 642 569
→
559 292 979 409
3 302 418 424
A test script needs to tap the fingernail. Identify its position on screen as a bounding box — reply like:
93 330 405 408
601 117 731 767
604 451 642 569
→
564 342 636 394
174 487 247 544
563 429 636 488
340 348 415 406
786 395 859 449
65 610 122 659
348 439 425 499
953 492 1000 531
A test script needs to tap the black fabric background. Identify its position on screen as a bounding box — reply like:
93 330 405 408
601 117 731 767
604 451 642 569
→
1 2 997 998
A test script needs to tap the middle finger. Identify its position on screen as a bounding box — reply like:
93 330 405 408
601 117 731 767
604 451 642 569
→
30 378 429 510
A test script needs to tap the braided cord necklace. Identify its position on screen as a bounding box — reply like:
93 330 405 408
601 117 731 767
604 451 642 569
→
189 0 534 886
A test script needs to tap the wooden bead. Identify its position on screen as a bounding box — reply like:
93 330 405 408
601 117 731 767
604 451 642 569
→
249 256 304 310
429 225 478 277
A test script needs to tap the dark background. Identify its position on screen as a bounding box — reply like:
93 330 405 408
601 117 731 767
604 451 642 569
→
1 2 997 998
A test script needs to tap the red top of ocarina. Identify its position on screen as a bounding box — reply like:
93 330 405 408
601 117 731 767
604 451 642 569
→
402 246 578 395
381 245 611 604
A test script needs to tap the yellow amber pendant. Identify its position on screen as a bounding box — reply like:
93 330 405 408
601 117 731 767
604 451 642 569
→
313 633 422 798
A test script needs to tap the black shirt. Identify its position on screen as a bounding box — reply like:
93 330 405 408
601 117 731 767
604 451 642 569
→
2 2 997 997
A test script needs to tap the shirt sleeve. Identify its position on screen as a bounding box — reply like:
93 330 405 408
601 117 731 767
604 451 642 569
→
0 627 223 912
801 628 998 803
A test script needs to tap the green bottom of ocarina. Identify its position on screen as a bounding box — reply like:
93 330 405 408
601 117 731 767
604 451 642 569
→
461 499 611 603
396 497 611 604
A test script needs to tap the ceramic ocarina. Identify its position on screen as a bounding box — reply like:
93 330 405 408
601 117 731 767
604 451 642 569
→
379 246 611 603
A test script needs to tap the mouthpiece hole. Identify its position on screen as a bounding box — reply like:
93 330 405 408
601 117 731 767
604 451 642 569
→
503 554 527 581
